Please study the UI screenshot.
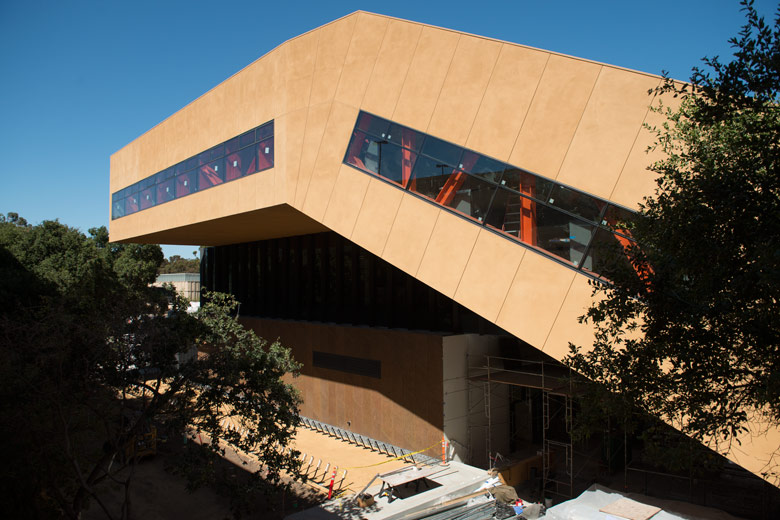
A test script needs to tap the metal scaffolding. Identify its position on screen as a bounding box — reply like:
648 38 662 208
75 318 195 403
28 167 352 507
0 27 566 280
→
468 355 583 500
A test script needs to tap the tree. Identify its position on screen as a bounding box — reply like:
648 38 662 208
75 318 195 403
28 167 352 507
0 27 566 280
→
159 254 201 274
566 0 780 481
0 215 302 519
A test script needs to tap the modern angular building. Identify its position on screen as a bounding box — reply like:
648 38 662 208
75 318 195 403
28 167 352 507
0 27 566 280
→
109 11 778 499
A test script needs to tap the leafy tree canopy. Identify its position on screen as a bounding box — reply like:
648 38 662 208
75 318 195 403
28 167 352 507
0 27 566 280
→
159 253 201 274
566 0 780 481
0 215 302 519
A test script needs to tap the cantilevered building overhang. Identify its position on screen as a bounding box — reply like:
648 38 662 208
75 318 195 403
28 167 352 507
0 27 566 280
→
109 11 778 486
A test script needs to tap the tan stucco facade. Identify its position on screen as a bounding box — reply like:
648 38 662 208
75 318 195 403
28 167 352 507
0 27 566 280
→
109 11 778 484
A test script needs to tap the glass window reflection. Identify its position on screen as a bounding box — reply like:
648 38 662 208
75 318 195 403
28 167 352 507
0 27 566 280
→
356 112 390 139
125 195 139 215
257 138 274 171
460 151 505 184
421 136 462 167
602 204 637 237
340 111 640 279
547 184 606 224
111 119 274 219
113 199 125 219
140 187 156 210
440 172 495 222
199 158 225 189
534 204 595 267
582 227 638 277
500 168 553 201
157 179 175 204
387 124 425 152
409 155 459 201
176 170 197 198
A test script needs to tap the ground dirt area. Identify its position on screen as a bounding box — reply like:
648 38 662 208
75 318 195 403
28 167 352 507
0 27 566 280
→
82 444 318 520
82 426 420 519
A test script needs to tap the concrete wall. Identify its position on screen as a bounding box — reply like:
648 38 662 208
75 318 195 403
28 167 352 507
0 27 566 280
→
442 334 509 468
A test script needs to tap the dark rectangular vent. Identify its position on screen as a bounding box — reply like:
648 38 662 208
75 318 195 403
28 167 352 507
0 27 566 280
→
312 351 381 379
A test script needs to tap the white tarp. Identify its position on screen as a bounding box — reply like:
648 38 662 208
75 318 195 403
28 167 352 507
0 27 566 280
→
545 484 739 520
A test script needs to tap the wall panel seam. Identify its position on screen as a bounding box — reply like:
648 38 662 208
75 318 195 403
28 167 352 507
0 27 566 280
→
357 16 392 110
451 228 484 301
322 14 358 106
540 275 578 353
607 79 662 203
388 24 424 121
462 40 503 149
508 52 551 159
493 252 525 326
412 211 442 279
552 65 604 181
347 174 373 241
378 191 409 258
293 30 323 206
424 34 463 134
300 16 357 216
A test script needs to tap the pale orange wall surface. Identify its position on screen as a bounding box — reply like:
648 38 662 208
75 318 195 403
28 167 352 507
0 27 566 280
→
392 26 460 132
465 44 549 161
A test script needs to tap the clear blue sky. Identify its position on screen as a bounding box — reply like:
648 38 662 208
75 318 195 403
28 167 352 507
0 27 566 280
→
1 0 776 259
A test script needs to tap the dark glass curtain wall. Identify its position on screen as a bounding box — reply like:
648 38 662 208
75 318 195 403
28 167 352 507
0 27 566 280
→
202 232 505 335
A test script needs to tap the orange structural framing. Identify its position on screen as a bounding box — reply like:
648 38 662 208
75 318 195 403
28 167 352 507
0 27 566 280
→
435 169 467 206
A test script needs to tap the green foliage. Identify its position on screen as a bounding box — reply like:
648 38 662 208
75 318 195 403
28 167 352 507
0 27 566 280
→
0 215 302 519
566 0 780 477
159 254 201 274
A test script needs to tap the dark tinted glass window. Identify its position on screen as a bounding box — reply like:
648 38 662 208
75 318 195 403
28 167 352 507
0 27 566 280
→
439 172 496 223
257 123 273 141
534 204 595 267
139 176 156 190
140 187 156 210
125 195 139 215
176 170 197 197
340 111 641 280
500 168 553 201
421 136 462 167
113 199 125 219
225 136 240 155
209 144 224 161
239 130 255 148
226 144 258 181
344 130 370 171
174 161 188 175
460 151 505 184
356 112 390 138
602 204 637 237
257 138 274 171
387 124 425 151
156 167 175 182
199 158 225 189
111 119 273 218
157 179 175 203
581 227 638 278
198 150 211 166
547 184 606 223
344 131 399 180
485 187 537 241
376 142 418 187
409 155 457 201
